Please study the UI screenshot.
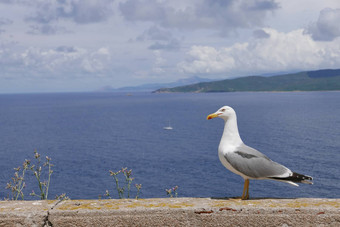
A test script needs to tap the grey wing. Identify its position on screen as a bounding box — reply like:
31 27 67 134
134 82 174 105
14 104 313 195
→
224 144 291 179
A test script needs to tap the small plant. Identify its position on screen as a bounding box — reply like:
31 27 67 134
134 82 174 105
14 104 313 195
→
109 169 124 199
55 193 69 201
5 159 31 200
107 167 142 199
55 193 70 203
4 150 59 201
165 186 179 198
104 190 111 199
99 190 111 199
29 151 53 200
123 168 133 198
135 184 142 199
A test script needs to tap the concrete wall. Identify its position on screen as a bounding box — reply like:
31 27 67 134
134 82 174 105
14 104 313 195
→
1 198 339 226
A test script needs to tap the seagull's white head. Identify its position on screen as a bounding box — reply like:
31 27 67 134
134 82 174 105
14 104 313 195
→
207 106 236 121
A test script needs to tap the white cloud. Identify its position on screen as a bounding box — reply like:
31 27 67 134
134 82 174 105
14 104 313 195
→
27 24 70 35
178 28 340 76
178 46 235 74
1 0 116 25
120 0 280 36
305 8 340 41
151 50 166 74
253 29 271 39
0 17 13 26
1 0 340 93
148 39 180 51
1 44 112 78
136 26 181 51
0 41 22 76
81 47 111 73
137 26 172 41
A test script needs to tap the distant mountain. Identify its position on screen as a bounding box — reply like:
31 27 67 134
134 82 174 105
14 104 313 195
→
153 69 340 93
97 76 214 92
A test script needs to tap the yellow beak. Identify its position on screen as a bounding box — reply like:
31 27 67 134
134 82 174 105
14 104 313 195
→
207 113 220 120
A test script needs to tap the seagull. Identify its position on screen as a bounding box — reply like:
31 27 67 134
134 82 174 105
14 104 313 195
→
207 106 313 200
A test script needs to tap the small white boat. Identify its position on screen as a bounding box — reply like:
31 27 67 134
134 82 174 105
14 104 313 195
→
163 121 173 130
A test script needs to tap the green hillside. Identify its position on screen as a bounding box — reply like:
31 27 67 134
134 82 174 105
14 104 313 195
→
153 69 340 93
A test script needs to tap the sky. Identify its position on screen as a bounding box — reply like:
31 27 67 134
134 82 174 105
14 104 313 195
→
0 0 340 93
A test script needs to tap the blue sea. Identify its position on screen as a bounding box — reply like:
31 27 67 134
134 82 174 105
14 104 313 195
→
0 92 339 200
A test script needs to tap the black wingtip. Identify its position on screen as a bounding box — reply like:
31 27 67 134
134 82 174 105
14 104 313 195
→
270 172 313 185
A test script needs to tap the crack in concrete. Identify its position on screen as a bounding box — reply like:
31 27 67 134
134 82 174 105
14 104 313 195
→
43 211 53 227
43 200 66 227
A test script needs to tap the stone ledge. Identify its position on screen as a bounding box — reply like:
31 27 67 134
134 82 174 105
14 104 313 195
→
1 198 339 226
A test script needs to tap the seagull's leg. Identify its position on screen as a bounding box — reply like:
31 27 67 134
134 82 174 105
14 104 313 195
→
245 179 249 200
241 179 250 200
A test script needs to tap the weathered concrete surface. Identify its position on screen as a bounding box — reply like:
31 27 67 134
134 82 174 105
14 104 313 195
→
1 198 339 226
0 200 53 227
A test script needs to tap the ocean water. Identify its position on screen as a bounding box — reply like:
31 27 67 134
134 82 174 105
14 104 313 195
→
0 91 339 200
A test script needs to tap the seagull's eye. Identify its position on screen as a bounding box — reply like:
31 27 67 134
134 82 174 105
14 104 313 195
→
221 109 225 112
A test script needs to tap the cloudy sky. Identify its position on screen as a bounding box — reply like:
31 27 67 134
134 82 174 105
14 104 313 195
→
0 0 339 93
